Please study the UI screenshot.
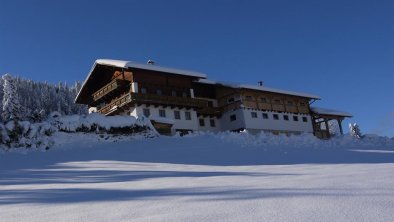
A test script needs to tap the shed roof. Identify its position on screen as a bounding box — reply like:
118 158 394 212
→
311 107 353 117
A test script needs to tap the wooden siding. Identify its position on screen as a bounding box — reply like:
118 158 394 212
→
238 89 311 114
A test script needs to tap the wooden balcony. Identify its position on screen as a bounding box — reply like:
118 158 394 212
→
285 105 299 113
92 79 130 104
197 107 222 117
98 93 133 115
271 103 285 112
98 92 208 115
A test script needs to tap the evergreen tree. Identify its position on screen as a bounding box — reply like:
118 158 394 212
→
0 73 88 121
349 123 362 139
2 74 22 121
328 120 339 137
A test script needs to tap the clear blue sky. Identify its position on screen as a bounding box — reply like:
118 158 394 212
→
1 0 393 136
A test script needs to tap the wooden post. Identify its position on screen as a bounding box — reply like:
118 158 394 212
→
324 119 330 138
337 119 344 135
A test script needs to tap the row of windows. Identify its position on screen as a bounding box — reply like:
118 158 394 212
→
251 112 308 122
143 108 192 120
199 119 216 127
140 87 189 97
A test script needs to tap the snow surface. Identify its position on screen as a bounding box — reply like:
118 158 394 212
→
1 132 394 222
197 79 321 99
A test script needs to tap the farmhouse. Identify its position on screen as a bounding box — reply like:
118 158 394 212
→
75 59 351 138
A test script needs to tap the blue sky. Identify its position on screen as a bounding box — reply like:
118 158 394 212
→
1 0 393 136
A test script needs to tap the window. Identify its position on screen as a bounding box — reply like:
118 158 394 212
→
230 114 236 122
171 90 177 97
302 117 308 122
260 97 267 103
185 111 191 120
210 119 216 127
245 95 253 101
208 101 214 107
159 109 166 117
156 89 162 95
251 112 257 118
182 92 187 97
143 108 150 117
227 97 235 103
273 114 279 120
274 99 281 104
293 116 299 121
287 101 294 106
141 87 147 94
283 115 289 121
174 110 180 120
300 102 306 107
262 113 269 119
199 119 205 127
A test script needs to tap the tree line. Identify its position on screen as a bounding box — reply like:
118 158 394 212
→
1 73 87 122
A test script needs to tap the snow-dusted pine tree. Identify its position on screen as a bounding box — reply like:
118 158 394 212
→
2 74 22 121
328 120 340 137
349 123 362 139
0 73 87 121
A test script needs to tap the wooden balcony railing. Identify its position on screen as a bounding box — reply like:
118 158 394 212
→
98 92 209 115
92 79 130 104
197 107 222 116
98 93 132 115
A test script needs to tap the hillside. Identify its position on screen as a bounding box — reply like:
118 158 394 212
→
1 133 394 221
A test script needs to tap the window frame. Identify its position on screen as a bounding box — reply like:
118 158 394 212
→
199 119 205 127
185 111 192 120
174 110 181 120
143 108 150 117
159 109 166 117
210 119 216 127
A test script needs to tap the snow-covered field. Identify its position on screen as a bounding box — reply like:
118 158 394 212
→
1 132 394 222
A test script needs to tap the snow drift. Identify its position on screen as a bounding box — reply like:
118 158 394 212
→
0 113 155 149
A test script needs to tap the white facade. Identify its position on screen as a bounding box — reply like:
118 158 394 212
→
129 105 199 134
92 104 313 135
240 108 313 133
197 116 221 132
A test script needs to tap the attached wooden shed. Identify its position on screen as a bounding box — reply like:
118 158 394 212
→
311 107 352 139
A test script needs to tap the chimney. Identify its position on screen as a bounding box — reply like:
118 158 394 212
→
147 59 155 65
258 81 263 86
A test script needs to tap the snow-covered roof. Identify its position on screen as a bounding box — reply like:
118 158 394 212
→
197 79 321 99
311 107 352 117
96 59 207 78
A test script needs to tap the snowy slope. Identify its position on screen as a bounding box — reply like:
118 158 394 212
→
1 133 394 222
